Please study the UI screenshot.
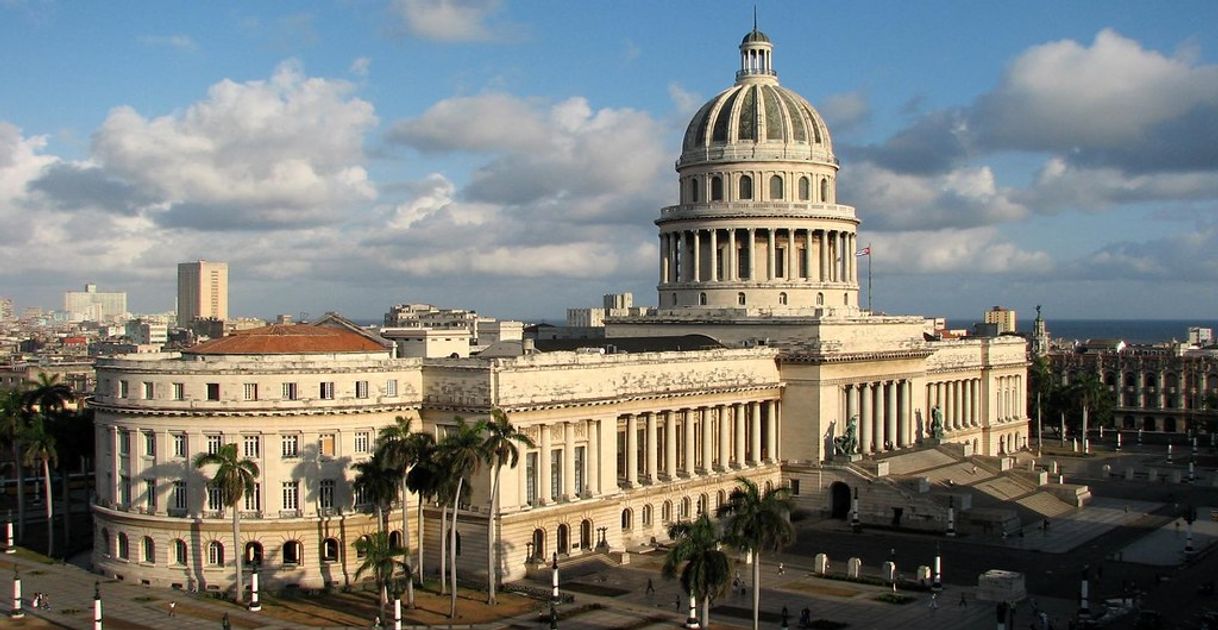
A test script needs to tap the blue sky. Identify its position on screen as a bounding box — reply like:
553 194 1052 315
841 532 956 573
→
2 1 1218 323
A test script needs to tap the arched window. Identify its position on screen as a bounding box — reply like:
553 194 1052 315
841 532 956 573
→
844 293 849 306
389 531 402 549
690 178 700 203
697 493 708 515
245 541 264 566
769 175 783 199
711 176 724 201
102 528 112 556
816 292 824 306
739 175 753 200
778 292 788 305
716 490 726 508
699 292 707 306
118 533 129 560
642 504 653 526
531 528 545 560
208 541 224 566
671 293 678 306
173 539 188 565
680 497 691 519
321 538 340 563
662 500 673 523
283 540 302 565
580 519 592 550
820 178 829 202
355 535 370 559
557 524 570 555
142 536 155 563
798 176 810 200
621 508 633 530
737 292 746 306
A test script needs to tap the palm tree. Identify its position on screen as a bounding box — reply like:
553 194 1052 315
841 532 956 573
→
193 443 259 604
354 531 410 621
436 417 487 618
377 416 428 607
20 414 56 557
662 514 731 628
22 373 73 416
0 389 29 543
716 477 795 630
1068 372 1114 444
480 408 534 605
49 408 94 552
353 451 400 534
403 433 438 589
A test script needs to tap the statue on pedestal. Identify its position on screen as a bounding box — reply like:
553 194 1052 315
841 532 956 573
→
834 416 859 455
930 406 944 440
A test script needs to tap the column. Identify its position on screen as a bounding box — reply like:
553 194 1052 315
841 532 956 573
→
963 380 973 428
897 381 910 447
540 424 553 502
709 229 719 282
645 412 658 484
625 415 638 488
818 230 828 281
765 400 777 462
563 422 576 500
734 403 746 466
692 230 701 283
767 229 776 281
886 382 898 450
803 229 813 280
660 233 669 284
676 232 686 282
750 402 762 464
844 234 852 284
747 229 756 280
786 229 795 281
871 383 886 449
847 384 859 424
972 380 981 426
859 383 872 454
588 420 600 496
683 409 696 475
728 228 737 281
955 381 964 429
717 405 730 469
665 410 678 479
701 407 714 472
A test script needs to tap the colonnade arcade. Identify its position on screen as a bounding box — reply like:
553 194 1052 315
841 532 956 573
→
841 380 913 454
659 227 857 287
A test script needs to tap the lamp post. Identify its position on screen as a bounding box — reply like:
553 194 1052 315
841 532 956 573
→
4 510 14 554
850 487 861 533
93 581 102 630
393 582 403 630
1078 566 1090 622
932 544 942 593
550 552 560 604
946 497 956 537
10 567 22 619
248 565 261 612
1185 505 1197 556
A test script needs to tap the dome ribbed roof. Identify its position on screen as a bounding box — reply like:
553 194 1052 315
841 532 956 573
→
681 83 832 153
742 29 770 44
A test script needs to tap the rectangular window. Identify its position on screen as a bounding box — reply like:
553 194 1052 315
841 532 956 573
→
550 449 562 500
243 383 258 401
790 479 801 495
354 431 370 453
355 380 369 399
206 434 222 455
142 381 154 399
174 540 187 565
120 475 131 506
282 382 298 400
526 452 538 505
119 430 130 456
282 481 299 511
207 486 223 512
244 482 261 512
173 434 187 458
353 484 368 506
172 481 187 511
776 247 786 278
385 379 398 397
798 248 808 278
319 433 335 457
320 479 335 510
206 383 220 401
574 446 585 497
319 381 335 400
145 479 156 511
281 434 299 458
243 435 260 459
144 431 156 457
119 380 129 398
172 382 184 401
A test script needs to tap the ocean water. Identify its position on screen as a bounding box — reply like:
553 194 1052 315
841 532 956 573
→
1010 319 1218 344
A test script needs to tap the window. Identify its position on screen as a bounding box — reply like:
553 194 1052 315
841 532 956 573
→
143 536 155 563
699 292 707 306
355 380 369 399
319 382 335 400
525 452 538 505
120 475 131 506
208 541 224 566
282 481 299 511
681 496 691 519
144 431 156 457
119 431 130 456
244 435 260 459
245 482 261 512
711 176 723 201
319 433 336 457
142 381 154 399
739 175 753 200
642 504 653 526
245 542 263 566
173 539 187 565
356 535 369 559
145 479 156 511
790 479 801 495
662 500 672 523
816 292 824 306
119 380 129 398
207 486 223 512
737 292 747 306
283 540 302 565
280 382 298 401
820 178 829 202
322 538 339 563
172 481 187 511
386 379 398 397
621 508 632 530
353 484 368 507
206 383 220 401
118 533 129 560
776 247 786 277
281 434 299 458
172 382 184 401
689 178 699 203
550 449 563 499
574 446 585 497
778 292 788 305
769 174 783 199
206 434 222 455
320 479 335 510
173 434 187 458
354 431 370 453
798 176 810 200
243 383 258 401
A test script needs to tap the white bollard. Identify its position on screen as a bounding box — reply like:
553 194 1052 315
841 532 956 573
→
685 593 699 629
551 552 560 603
93 583 102 630
10 571 23 619
932 553 942 592
248 571 261 611
394 595 402 630
4 520 14 554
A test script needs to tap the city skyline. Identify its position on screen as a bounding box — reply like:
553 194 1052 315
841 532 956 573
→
2 1 1217 321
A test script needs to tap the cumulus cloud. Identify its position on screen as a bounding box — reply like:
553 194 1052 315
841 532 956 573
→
842 162 1028 231
867 226 1052 275
386 93 551 153
389 0 518 43
820 90 871 134
1063 222 1218 282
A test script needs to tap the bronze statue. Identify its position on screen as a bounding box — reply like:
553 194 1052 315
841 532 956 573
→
834 416 859 455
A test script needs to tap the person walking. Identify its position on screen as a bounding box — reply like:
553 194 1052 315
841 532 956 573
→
645 577 655 595
959 592 967 607
169 600 176 617
929 592 939 614
221 613 232 630
778 562 785 575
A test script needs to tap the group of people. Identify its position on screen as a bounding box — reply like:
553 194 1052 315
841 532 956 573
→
30 592 50 610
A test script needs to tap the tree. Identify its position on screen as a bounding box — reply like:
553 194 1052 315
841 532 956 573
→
353 451 401 534
377 416 428 607
354 531 410 621
662 514 731 628
0 389 29 543
49 408 94 552
20 414 57 557
1067 372 1114 436
716 477 795 630
193 443 259 604
436 417 487 618
403 433 438 589
480 408 534 605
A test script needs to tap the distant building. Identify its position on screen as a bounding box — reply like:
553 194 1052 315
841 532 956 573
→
984 306 1017 334
64 284 127 323
383 303 479 334
177 261 229 327
381 327 471 358
1031 306 1049 357
1189 327 1213 346
0 297 13 321
125 319 168 346
566 292 654 328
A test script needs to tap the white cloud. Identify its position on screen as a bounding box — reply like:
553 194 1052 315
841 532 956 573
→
1019 157 1218 211
667 83 701 118
867 227 1052 275
386 93 551 153
820 90 870 133
139 34 199 52
349 56 371 77
842 161 1028 231
389 0 516 43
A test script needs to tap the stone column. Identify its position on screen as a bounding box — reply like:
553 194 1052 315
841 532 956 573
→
109 426 120 504
872 382 886 449
973 380 981 426
886 381 898 450
692 230 701 283
728 228 737 281
802 229 812 280
819 230 828 281
860 383 873 454
963 380 973 427
718 404 730 470
709 229 719 282
844 234 852 284
765 400 777 462
678 409 692 475
734 403 746 466
563 422 576 500
660 233 669 284
847 384 859 425
701 407 714 473
540 424 553 502
750 401 762 464
645 412 658 484
624 415 638 488
665 410 678 479
747 229 756 281
675 232 686 283
767 228 776 281
588 419 600 496
898 380 910 447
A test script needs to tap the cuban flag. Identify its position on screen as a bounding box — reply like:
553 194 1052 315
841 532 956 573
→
856 246 871 256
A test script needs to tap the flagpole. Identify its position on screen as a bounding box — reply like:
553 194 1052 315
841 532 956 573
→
867 242 872 313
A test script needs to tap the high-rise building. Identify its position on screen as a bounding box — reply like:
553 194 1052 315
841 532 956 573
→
0 297 13 321
64 283 127 322
984 306 1017 334
177 261 228 327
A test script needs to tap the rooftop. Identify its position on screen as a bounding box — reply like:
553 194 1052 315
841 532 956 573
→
185 324 388 355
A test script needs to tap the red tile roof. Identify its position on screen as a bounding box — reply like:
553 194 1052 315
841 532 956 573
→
185 324 387 355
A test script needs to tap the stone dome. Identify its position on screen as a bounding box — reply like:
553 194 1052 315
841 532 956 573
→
741 29 770 44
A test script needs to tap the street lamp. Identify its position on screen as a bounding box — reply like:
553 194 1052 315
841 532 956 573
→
10 566 23 619
550 552 560 604
93 581 102 630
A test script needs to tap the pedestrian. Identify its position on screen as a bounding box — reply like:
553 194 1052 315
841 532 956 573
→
373 615 382 629
645 577 655 595
674 594 682 611
169 600 176 617
959 592 967 607
221 612 232 630
778 562 785 575
929 592 939 613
